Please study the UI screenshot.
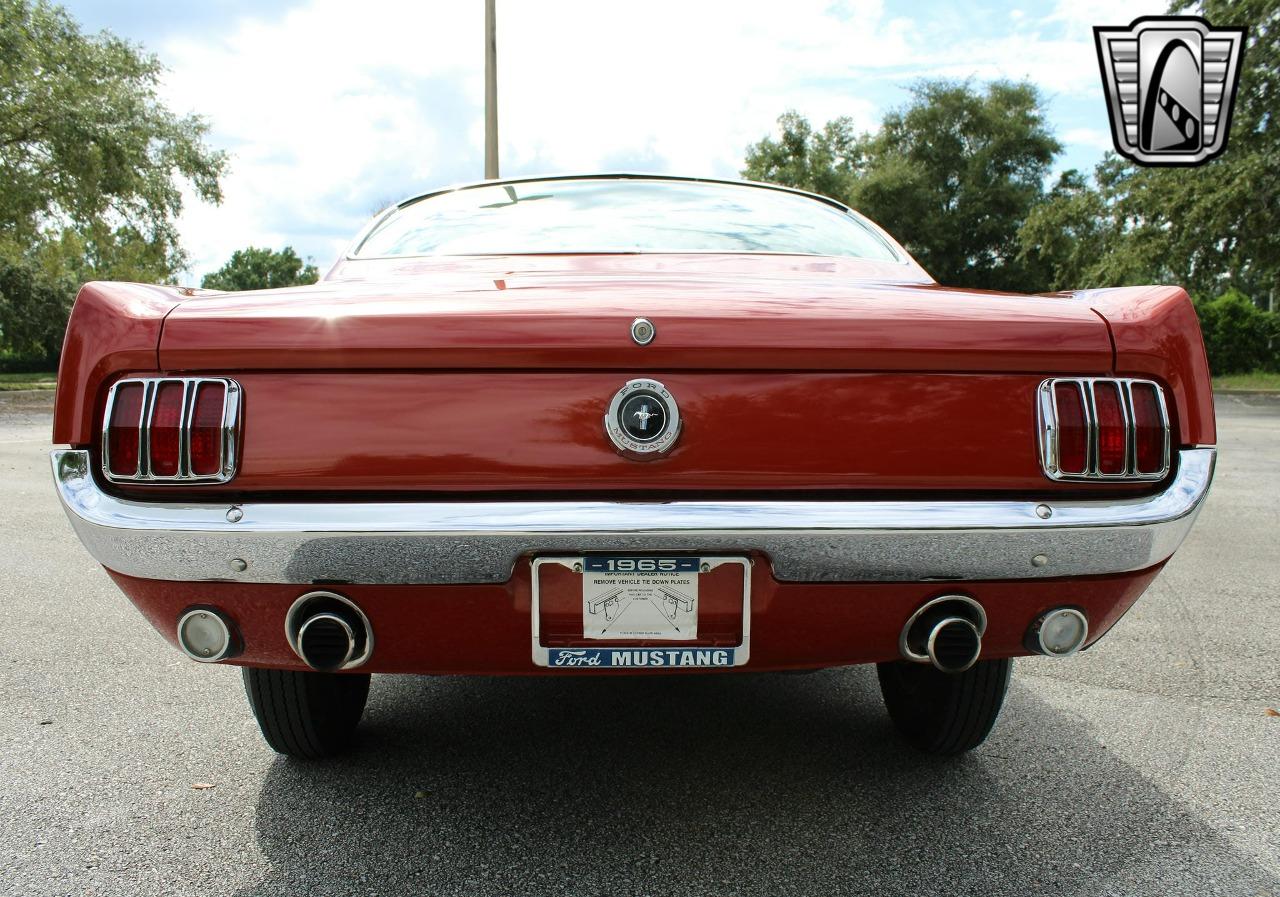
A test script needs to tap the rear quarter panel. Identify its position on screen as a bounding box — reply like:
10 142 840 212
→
1086 285 1216 446
53 282 184 446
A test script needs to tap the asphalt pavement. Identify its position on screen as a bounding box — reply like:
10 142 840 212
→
1 390 1277 897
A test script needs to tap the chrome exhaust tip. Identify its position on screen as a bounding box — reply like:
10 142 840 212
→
900 594 986 673
297 613 356 672
285 591 374 671
925 616 982 673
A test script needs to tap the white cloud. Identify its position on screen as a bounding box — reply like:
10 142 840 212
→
1045 0 1167 30
153 0 1159 282
1062 126 1115 152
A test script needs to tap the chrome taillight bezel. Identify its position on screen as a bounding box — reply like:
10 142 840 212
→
101 377 241 484
1038 378 1170 482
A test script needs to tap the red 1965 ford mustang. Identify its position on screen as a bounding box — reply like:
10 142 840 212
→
51 174 1215 758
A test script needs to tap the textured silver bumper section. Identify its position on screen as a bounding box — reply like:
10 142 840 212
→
52 448 1214 585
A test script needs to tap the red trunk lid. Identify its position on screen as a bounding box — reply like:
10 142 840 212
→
159 255 1113 374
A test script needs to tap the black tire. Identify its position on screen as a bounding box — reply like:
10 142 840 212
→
242 667 370 760
876 658 1012 756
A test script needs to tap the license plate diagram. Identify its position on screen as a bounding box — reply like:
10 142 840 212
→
582 557 698 641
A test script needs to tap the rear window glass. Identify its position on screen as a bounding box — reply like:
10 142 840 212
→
354 178 900 261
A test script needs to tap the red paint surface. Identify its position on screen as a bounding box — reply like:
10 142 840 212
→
158 258 1113 374
1086 285 1216 446
107 560 1163 674
55 258 1215 465
52 282 184 445
104 370 1170 496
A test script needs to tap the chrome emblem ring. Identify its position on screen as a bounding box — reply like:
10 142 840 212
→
630 317 656 346
604 379 680 458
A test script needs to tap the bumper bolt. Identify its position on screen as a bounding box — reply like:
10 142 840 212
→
226 507 243 523
1036 504 1053 519
228 558 247 572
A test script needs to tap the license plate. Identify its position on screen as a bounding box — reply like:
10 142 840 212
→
531 555 751 669
583 556 701 640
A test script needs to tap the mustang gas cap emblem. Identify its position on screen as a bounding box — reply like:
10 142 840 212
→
604 379 681 458
630 317 656 346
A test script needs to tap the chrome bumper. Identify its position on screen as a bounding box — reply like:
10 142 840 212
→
51 448 1215 585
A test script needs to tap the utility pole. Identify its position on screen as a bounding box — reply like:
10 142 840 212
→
484 0 498 179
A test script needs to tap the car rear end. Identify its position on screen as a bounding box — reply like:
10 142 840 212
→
50 176 1216 757
51 268 1214 676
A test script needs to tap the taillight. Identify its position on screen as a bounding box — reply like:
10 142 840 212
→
148 381 186 477
1039 378 1170 481
189 382 227 477
1092 381 1127 475
106 382 146 477
1130 381 1168 474
101 378 240 483
1051 382 1088 475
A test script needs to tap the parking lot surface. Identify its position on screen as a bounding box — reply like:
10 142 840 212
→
1 390 1277 896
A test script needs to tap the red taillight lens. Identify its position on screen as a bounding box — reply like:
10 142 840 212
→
1041 378 1168 481
1131 382 1165 473
1053 382 1088 474
107 382 145 477
103 377 239 482
1093 381 1127 474
189 382 226 476
148 381 185 476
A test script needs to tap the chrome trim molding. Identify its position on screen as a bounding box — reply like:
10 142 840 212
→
52 447 1215 586
102 377 241 485
1037 377 1171 482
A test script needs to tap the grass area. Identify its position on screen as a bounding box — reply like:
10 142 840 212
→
0 371 57 391
1213 371 1280 392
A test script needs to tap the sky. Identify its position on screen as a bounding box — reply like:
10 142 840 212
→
60 0 1169 284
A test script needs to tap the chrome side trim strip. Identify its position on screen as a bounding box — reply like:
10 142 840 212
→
52 448 1215 586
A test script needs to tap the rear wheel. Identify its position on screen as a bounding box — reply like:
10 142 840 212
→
876 658 1011 756
242 667 370 759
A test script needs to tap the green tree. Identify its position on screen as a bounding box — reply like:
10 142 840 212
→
0 0 226 360
0 256 77 360
1193 289 1280 374
1164 0 1280 303
1022 0 1279 302
742 112 862 202
0 0 225 254
201 246 320 292
744 81 1061 291
854 81 1059 291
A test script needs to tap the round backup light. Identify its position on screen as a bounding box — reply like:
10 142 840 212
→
176 608 235 663
1030 607 1089 656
